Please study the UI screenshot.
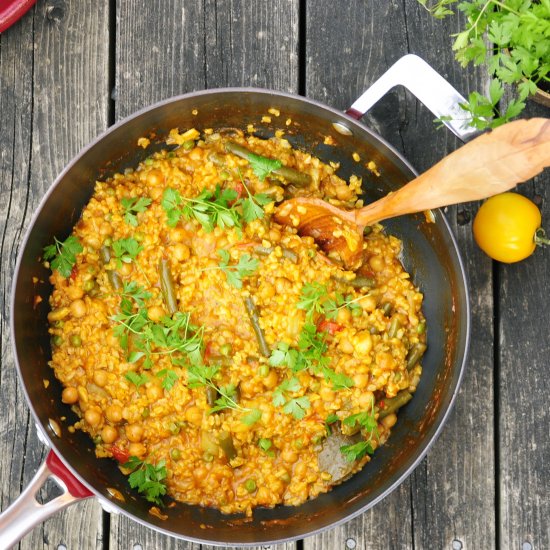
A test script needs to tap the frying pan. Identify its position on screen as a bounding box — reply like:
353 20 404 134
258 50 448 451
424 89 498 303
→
2 55 471 547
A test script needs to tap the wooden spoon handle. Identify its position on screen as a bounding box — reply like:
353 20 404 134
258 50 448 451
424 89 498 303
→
356 118 550 227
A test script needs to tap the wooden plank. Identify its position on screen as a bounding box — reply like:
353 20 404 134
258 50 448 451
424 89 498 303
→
306 2 496 549
0 0 110 548
305 2 413 548
498 99 550 550
110 1 300 547
401 6 497 550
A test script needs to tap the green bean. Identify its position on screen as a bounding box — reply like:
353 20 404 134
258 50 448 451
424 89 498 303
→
377 390 413 419
350 276 376 289
206 386 219 407
219 431 237 461
388 316 401 339
224 141 311 187
407 343 427 370
381 302 392 316
254 245 298 263
244 296 270 357
159 258 178 315
363 226 373 236
100 246 122 290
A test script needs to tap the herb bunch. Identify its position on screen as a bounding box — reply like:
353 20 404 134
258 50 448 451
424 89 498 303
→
418 0 550 129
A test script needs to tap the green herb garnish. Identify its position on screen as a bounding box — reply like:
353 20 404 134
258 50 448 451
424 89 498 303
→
340 440 374 462
217 250 259 289
162 186 240 231
157 368 178 391
247 152 283 181
43 236 83 278
258 438 275 457
272 376 311 420
125 371 149 387
121 196 152 226
124 456 167 505
111 237 143 268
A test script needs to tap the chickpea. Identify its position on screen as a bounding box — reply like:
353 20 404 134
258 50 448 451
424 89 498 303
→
357 390 375 409
320 386 334 402
369 255 385 272
339 339 354 355
146 169 165 186
359 295 378 313
268 227 282 242
185 406 202 426
93 370 108 387
61 387 79 404
66 285 84 300
126 423 144 442
275 277 292 294
354 331 373 356
171 243 190 262
101 425 118 444
147 305 165 322
146 384 163 401
336 307 351 324
70 299 87 318
105 404 123 423
128 442 146 457
84 408 102 427
263 369 279 390
352 372 369 389
381 412 398 429
99 221 113 236
169 227 186 242
281 448 299 463
119 262 133 276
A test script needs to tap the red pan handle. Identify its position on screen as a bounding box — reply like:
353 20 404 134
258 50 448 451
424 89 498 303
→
0 450 93 549
0 0 36 33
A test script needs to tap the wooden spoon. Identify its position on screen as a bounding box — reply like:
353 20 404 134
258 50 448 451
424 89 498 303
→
275 118 550 268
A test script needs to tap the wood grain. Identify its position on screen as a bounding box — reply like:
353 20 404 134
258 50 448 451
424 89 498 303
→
0 0 110 548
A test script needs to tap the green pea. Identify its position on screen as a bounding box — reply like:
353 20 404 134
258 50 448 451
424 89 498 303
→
142 407 150 419
103 237 112 248
168 422 180 435
170 448 181 461
69 334 82 347
293 438 303 450
351 306 363 317
279 471 291 483
144 157 154 166
219 170 230 180
244 478 257 493
203 452 214 462
363 226 373 236
258 364 270 378
182 140 195 151
83 280 95 292
53 335 63 347
219 343 233 356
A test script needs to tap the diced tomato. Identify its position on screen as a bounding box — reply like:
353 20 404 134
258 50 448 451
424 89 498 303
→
70 265 78 280
317 319 343 335
234 182 244 199
204 341 214 362
110 445 130 464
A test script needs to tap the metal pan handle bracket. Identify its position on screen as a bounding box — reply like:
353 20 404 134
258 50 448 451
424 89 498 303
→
347 54 478 141
0 450 93 550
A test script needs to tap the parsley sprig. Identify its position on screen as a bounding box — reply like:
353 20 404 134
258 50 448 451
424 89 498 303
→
124 456 167 505
161 184 271 232
272 376 311 420
186 363 261 425
112 283 203 370
217 250 259 289
418 0 550 129
340 397 379 462
121 196 152 226
43 236 83 278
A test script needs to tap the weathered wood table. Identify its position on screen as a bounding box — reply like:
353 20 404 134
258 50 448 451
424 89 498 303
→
1 1 548 549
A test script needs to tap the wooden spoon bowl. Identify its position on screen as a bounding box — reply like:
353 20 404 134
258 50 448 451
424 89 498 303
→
275 118 550 268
